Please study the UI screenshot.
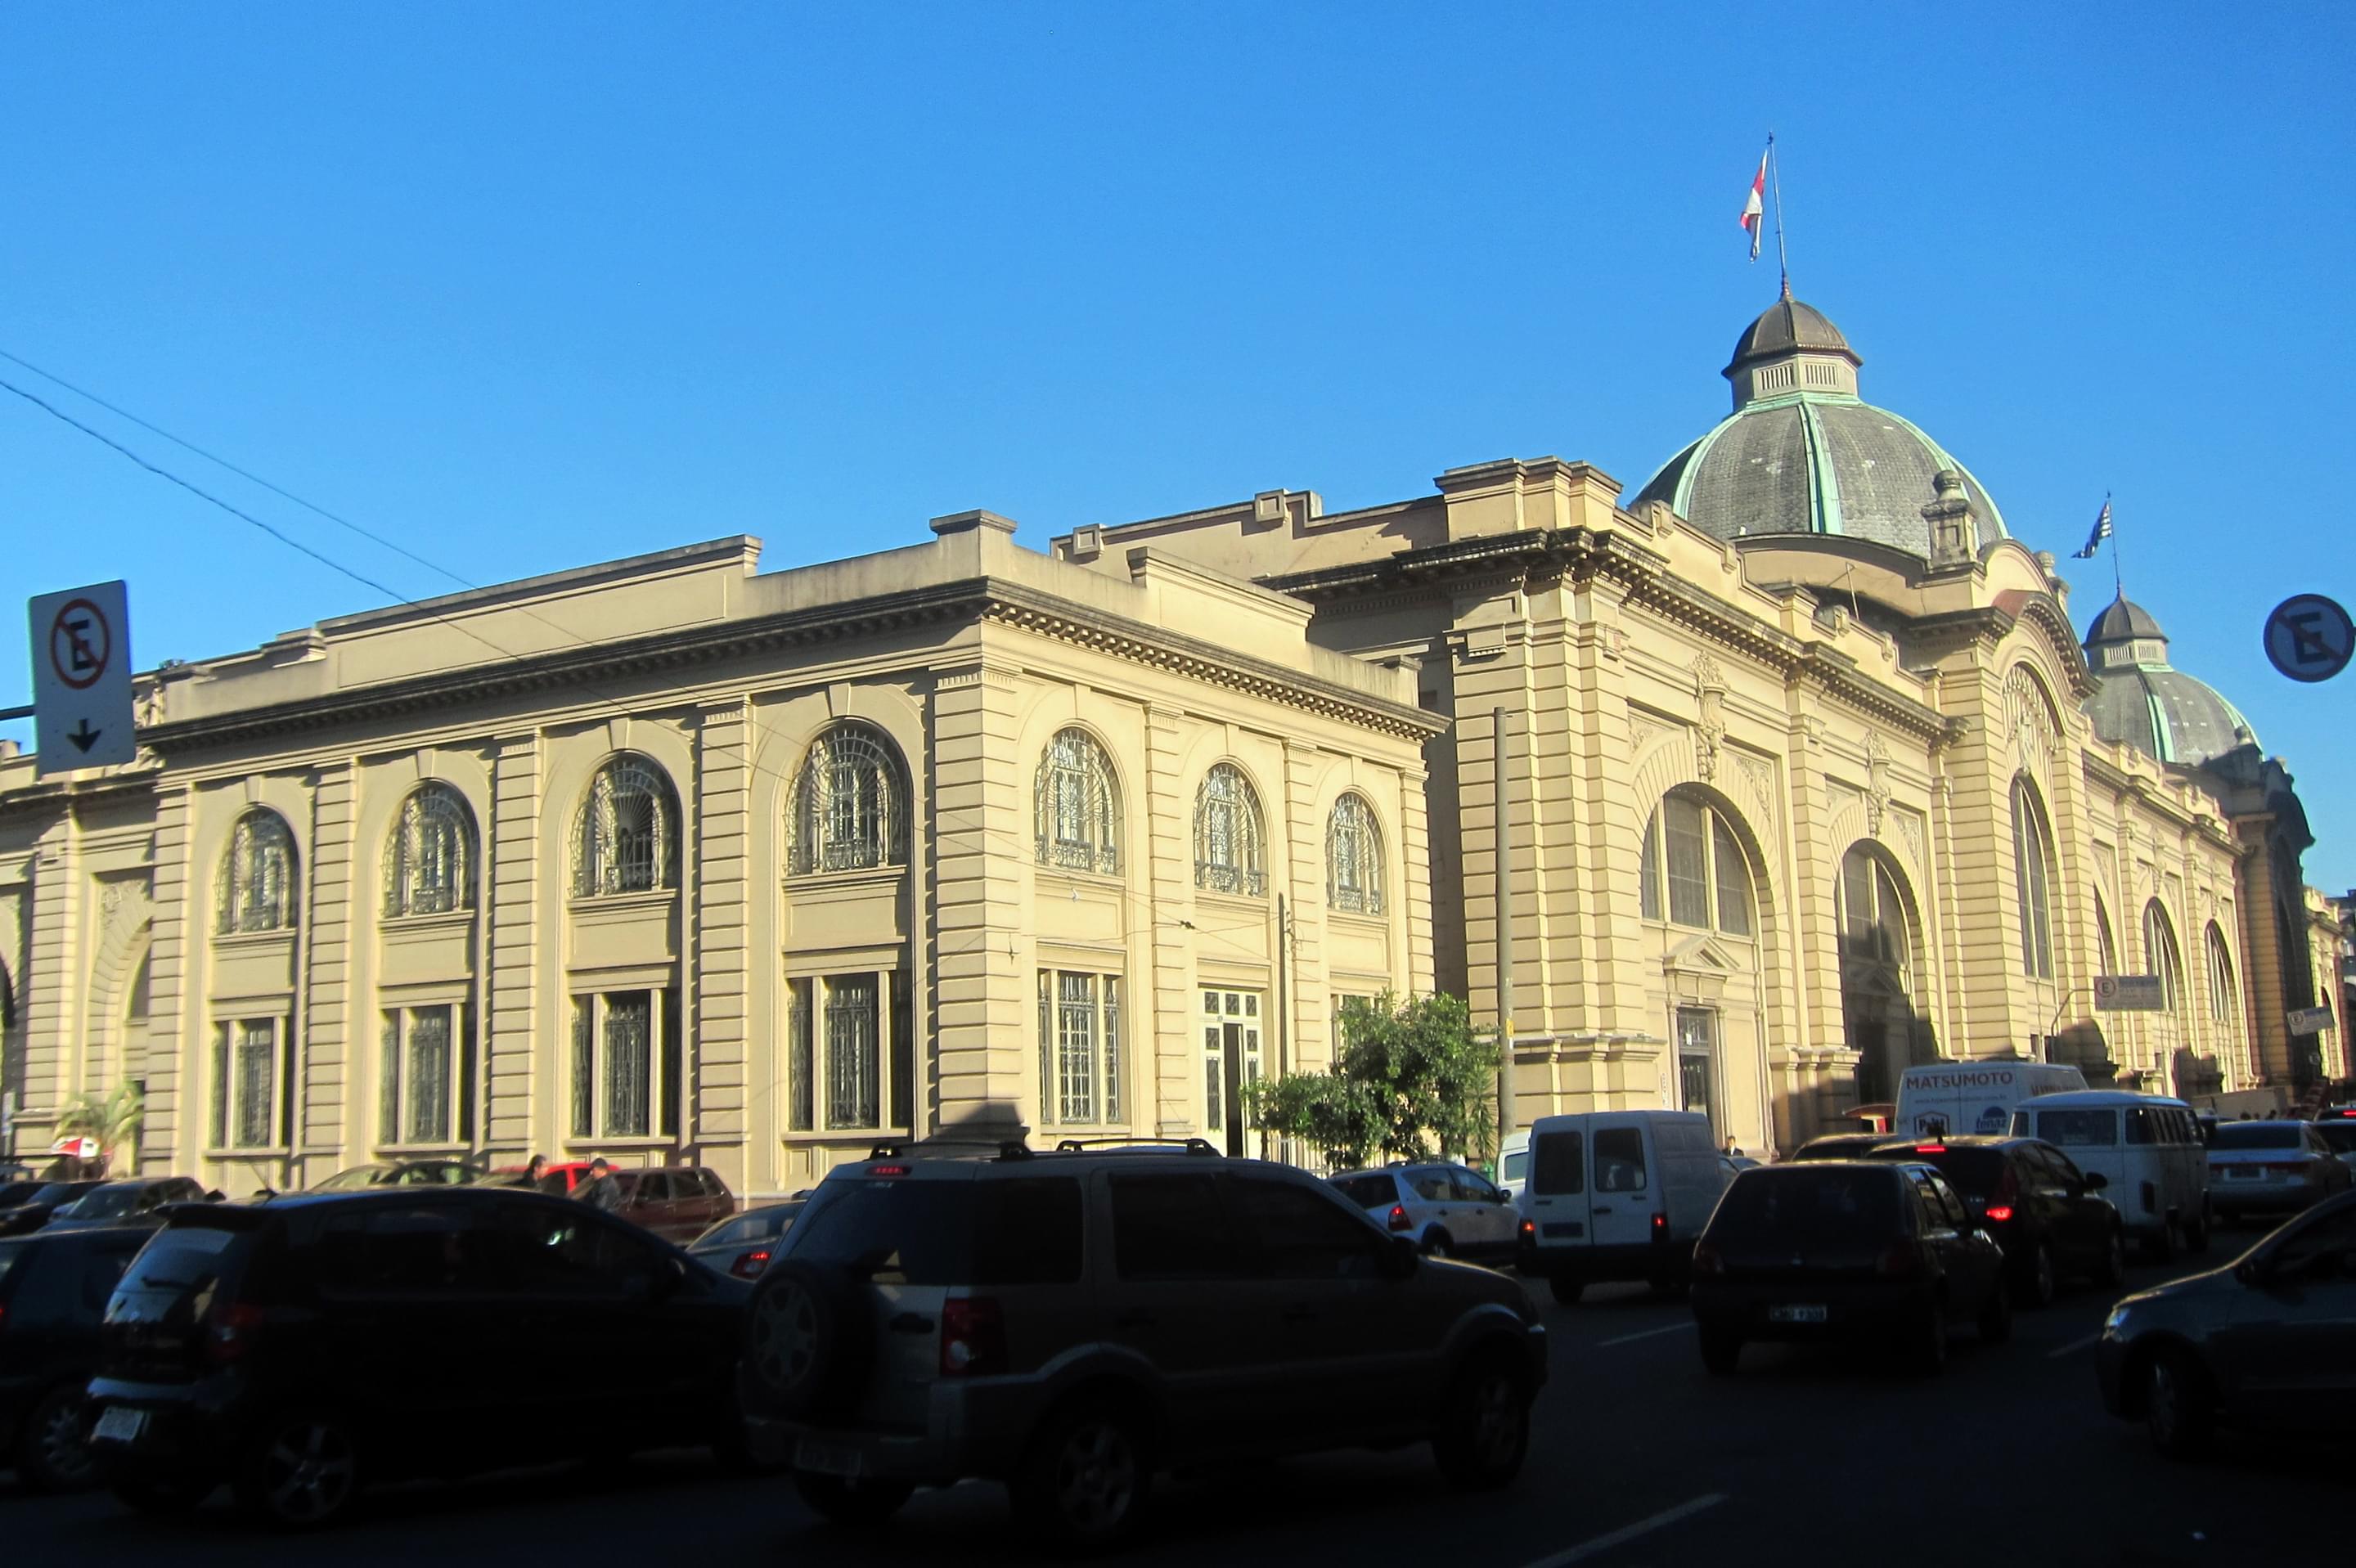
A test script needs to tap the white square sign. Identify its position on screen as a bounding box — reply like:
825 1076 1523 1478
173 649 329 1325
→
29 580 135 775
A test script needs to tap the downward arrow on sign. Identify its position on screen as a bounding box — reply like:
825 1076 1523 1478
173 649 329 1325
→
67 720 102 753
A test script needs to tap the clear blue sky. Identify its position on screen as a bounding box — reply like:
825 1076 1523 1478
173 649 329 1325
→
3 3 2351 889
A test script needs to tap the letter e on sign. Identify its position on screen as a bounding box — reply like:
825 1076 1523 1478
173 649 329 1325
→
2263 594 2354 685
27 580 136 775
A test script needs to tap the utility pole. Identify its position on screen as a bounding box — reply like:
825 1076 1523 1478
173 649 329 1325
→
1494 705 1515 1164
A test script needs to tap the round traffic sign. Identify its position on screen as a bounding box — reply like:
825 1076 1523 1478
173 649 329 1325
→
2263 593 2354 684
47 597 111 691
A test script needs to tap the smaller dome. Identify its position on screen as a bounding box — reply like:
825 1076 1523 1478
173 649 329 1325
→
2081 595 2259 768
1726 296 1859 378
2086 596 2165 645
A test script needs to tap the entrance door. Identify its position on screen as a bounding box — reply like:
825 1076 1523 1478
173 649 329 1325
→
1202 989 1264 1157
1676 1008 1718 1140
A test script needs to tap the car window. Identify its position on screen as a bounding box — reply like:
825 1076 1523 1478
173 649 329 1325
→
1449 1169 1499 1204
81 1245 137 1310
1923 1171 1972 1228
314 1206 507 1294
2039 1144 2084 1185
1500 1149 1528 1186
2035 1109 2117 1148
488 1207 663 1294
2213 1123 2302 1151
2314 1124 2356 1154
62 1184 142 1220
1594 1128 1648 1193
118 1224 241 1297
2268 1205 2356 1277
636 1172 672 1202
1230 1175 1383 1280
1330 1175 1398 1210
1531 1132 1585 1196
0 1238 25 1295
1408 1170 1453 1202
2125 1107 2156 1146
1712 1168 1900 1242
1904 1171 1949 1231
970 1178 1084 1286
2309 1129 2335 1157
1110 1173 1244 1281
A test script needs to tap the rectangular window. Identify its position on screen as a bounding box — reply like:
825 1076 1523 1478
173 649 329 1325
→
1843 852 1876 958
214 1017 281 1151
1665 796 1711 928
660 984 683 1139
1038 969 1123 1126
1593 1126 1648 1193
1531 1130 1585 1195
787 978 814 1132
1110 1172 1243 1280
825 975 880 1130
1640 816 1662 921
378 1005 463 1148
1711 820 1752 936
569 987 681 1141
603 992 653 1137
1676 1008 1717 1135
890 969 914 1132
570 999 594 1139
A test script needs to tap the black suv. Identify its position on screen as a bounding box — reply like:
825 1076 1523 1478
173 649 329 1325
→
0 1225 150 1489
1864 1136 2124 1306
741 1139 1547 1550
85 1185 752 1526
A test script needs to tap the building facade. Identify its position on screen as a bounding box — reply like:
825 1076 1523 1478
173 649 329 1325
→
0 291 2342 1179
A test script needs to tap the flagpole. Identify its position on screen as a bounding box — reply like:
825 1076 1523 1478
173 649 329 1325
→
2108 493 2124 597
1767 131 1792 298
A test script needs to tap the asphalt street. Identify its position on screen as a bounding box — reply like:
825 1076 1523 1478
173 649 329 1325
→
7 1233 2346 1566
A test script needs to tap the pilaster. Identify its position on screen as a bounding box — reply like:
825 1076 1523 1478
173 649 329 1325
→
486 733 542 1152
693 701 753 1155
302 762 355 1164
927 661 1027 1130
144 784 193 1170
1143 705 1192 1124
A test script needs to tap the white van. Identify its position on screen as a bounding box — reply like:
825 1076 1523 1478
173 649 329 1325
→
2008 1090 2210 1256
1499 1130 1531 1200
1895 1061 2087 1139
1513 1110 1727 1305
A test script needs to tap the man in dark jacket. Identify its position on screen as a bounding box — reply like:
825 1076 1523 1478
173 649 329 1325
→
575 1157 626 1212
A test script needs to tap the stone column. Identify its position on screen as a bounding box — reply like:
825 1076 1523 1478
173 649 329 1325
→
1142 704 1193 1127
485 733 542 1153
691 701 752 1178
23 809 79 1152
144 784 194 1170
301 760 355 1172
928 661 1027 1131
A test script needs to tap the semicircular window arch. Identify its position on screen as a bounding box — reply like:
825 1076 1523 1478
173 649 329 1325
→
1194 763 1267 897
1637 791 1756 938
217 807 299 934
573 753 681 898
787 723 909 875
1034 727 1122 876
384 783 478 917
1326 793 1387 916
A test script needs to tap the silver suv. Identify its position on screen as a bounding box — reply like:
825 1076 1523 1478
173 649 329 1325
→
1329 1162 1520 1263
740 1138 1546 1549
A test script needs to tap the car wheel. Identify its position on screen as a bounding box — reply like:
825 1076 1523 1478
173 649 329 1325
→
1422 1230 1454 1260
1975 1282 2014 1345
1909 1303 1949 1376
1547 1274 1584 1306
18 1383 97 1493
794 1471 915 1526
1698 1327 1742 1375
1433 1355 1530 1489
2013 1242 2057 1309
1013 1403 1153 1552
2096 1227 2126 1289
744 1261 872 1420
234 1409 362 1530
2144 1351 2215 1462
110 1469 211 1515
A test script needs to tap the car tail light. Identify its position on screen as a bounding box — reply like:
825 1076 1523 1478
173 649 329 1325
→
939 1297 1007 1377
1874 1243 1922 1278
1387 1203 1411 1232
1913 1144 1946 1155
1651 1212 1668 1241
1517 1217 1535 1244
1691 1241 1724 1277
1983 1205 2015 1223
731 1249 771 1279
868 1164 911 1178
206 1301 266 1364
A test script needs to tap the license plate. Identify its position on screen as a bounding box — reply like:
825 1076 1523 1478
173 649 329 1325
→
1768 1305 1828 1323
92 1405 148 1444
2223 1167 2261 1180
794 1437 862 1478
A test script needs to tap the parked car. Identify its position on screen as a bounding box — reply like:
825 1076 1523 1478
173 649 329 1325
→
47 1178 218 1233
1787 1133 1892 1162
524 1161 605 1197
2205 1121 2354 1223
0 1225 149 1489
0 1182 106 1237
1498 1131 1530 1200
687 1202 804 1279
1690 1160 2011 1375
2309 1118 2356 1172
1515 1110 1726 1303
0 1179 48 1208
2010 1090 2210 1257
1329 1162 1519 1263
306 1158 488 1192
83 1185 753 1526
2099 1188 2356 1458
1864 1136 2123 1306
1893 1060 2086 1139
740 1143 1546 1550
598 1166 735 1242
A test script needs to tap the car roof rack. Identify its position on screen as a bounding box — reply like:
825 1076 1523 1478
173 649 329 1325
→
1048 1136 1221 1157
867 1136 1034 1162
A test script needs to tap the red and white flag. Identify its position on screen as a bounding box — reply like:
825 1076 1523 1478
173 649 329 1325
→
1740 149 1767 260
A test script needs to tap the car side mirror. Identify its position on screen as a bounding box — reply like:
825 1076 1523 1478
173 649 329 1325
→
1378 1235 1420 1281
2082 1172 2108 1191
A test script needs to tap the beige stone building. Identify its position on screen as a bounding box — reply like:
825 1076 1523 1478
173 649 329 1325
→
0 291 2342 1181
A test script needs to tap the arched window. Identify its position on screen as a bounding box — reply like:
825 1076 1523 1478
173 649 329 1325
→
1327 793 1386 916
1034 728 1121 875
2205 923 2239 1029
2010 776 2054 979
1637 793 1755 937
1194 764 1266 896
2094 892 2118 978
787 724 906 875
2144 901 2185 1016
1837 845 1910 976
573 754 681 897
216 809 298 934
384 784 477 917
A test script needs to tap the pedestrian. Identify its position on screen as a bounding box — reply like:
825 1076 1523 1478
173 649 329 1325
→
518 1152 548 1188
575 1157 624 1212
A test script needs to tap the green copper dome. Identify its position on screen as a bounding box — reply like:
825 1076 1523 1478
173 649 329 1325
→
2082 595 2258 768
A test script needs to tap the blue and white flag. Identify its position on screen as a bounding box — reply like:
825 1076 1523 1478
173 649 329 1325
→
2071 497 2113 559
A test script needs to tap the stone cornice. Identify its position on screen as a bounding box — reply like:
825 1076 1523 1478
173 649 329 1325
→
135 575 1443 757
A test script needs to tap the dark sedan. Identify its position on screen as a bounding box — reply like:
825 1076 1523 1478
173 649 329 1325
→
46 1177 216 1233
0 1182 106 1237
2099 1188 2356 1458
1691 1160 2011 1375
1865 1136 2124 1306
0 1225 149 1489
1786 1134 1892 1162
686 1202 804 1279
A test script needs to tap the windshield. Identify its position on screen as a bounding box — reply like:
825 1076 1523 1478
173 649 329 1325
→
2212 1123 2303 1151
312 1166 396 1191
0 1181 47 1208
2033 1109 2117 1148
1713 1167 1901 1242
785 1176 1083 1286
1330 1175 1396 1209
2313 1124 2356 1153
60 1184 144 1219
700 1205 800 1247
119 1224 241 1296
1867 1145 2007 1195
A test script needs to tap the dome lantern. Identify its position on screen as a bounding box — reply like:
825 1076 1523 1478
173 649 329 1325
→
2082 593 2259 767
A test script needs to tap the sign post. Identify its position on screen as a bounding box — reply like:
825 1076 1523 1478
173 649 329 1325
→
27 580 135 775
2093 974 2168 1012
2287 1004 2337 1038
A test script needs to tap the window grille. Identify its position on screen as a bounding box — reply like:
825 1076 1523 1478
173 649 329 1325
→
1326 794 1386 915
825 976 880 1129
1638 793 1759 939
1193 764 1267 896
384 784 475 916
217 810 297 933
787 725 906 874
1034 728 1121 874
1037 969 1122 1125
574 755 679 897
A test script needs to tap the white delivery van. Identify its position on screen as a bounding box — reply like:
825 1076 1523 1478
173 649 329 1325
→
2009 1090 2210 1256
1895 1061 2086 1139
1514 1110 1727 1304
1499 1130 1531 1200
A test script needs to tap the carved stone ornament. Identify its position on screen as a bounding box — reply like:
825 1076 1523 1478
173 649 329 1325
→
1692 655 1729 783
1893 808 1927 869
2004 666 2058 771
1735 753 1775 812
1628 714 1666 757
1863 730 1894 838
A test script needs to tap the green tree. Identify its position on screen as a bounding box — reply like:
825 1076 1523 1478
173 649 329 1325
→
53 1081 145 1176
1245 991 1499 1168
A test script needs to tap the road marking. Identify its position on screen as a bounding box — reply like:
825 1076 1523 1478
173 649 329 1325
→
2047 1332 2102 1359
1596 1321 1696 1348
1520 1493 1729 1567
